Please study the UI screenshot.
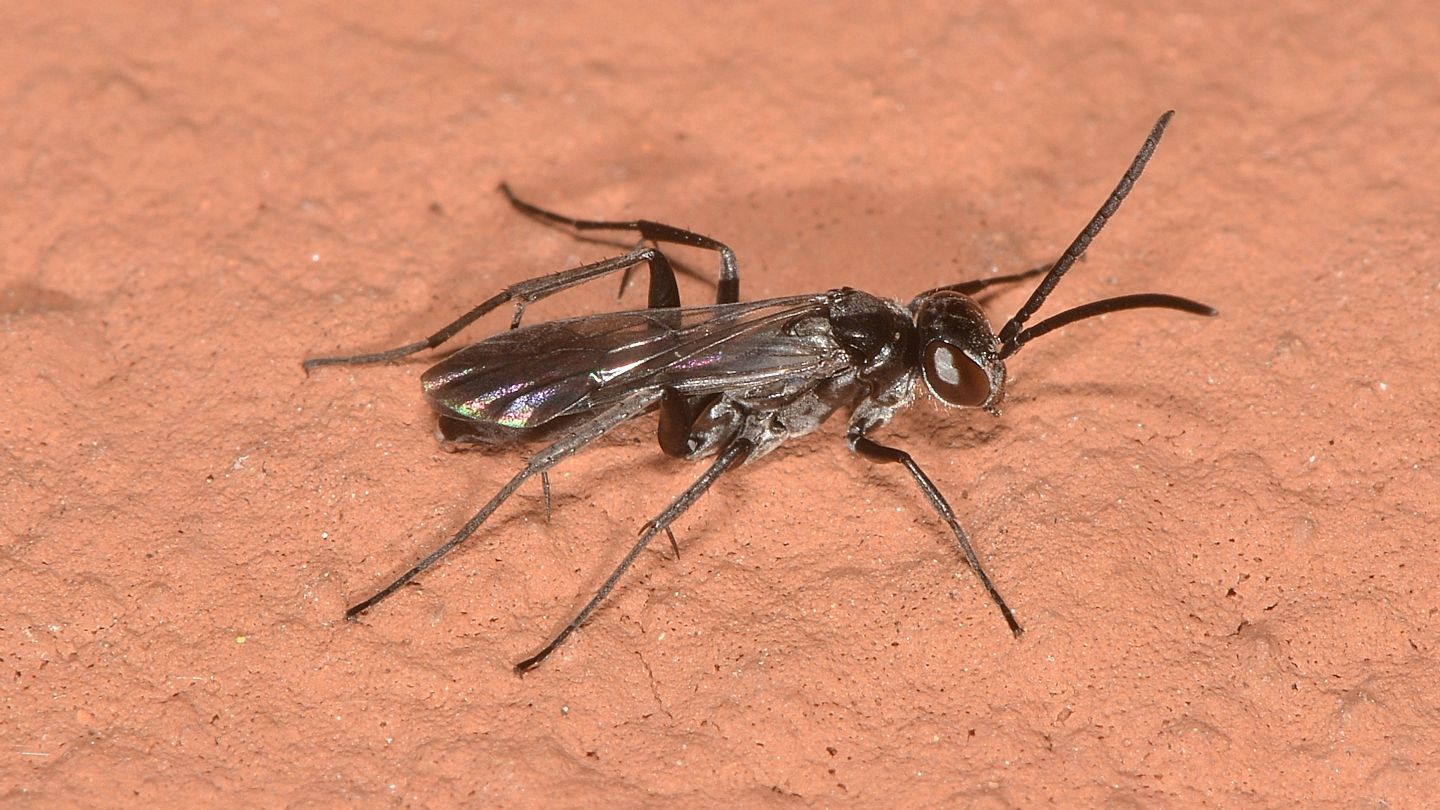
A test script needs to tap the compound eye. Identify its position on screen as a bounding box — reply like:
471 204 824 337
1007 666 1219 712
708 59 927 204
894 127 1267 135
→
924 341 993 407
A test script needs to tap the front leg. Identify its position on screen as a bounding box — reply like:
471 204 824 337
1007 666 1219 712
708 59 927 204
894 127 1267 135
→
847 427 1023 637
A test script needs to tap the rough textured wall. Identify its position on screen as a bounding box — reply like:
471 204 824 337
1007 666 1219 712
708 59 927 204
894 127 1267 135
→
4 2 1436 806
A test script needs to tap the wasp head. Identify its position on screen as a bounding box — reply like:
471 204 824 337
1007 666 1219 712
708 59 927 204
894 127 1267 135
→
911 291 1006 414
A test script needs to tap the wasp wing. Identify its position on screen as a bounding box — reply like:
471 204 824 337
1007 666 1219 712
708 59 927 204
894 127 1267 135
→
423 295 851 429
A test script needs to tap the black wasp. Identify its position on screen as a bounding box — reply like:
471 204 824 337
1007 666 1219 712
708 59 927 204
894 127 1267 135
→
306 111 1216 673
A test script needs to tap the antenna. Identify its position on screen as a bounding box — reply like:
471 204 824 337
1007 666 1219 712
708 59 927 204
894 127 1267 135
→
997 111 1176 357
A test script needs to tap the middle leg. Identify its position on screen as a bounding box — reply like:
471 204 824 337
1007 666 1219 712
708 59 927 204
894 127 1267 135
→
514 437 754 673
501 182 742 305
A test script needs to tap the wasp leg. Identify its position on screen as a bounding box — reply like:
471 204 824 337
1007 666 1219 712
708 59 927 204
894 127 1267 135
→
849 432 1023 637
305 185 740 369
948 263 1052 295
514 437 754 674
303 243 687 370
343 390 663 619
918 263 1053 300
657 387 724 459
501 182 741 305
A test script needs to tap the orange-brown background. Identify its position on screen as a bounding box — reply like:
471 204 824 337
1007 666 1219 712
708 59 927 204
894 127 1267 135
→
4 2 1436 806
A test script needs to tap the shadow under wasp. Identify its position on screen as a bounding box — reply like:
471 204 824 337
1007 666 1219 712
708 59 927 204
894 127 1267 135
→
305 111 1216 673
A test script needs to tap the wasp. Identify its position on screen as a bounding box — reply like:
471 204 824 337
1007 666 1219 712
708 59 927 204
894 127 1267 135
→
306 111 1216 673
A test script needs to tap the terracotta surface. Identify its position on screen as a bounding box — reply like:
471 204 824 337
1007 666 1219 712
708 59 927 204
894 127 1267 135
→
4 2 1437 806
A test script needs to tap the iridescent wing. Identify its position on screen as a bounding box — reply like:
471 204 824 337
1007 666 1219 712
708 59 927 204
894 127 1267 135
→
422 294 851 429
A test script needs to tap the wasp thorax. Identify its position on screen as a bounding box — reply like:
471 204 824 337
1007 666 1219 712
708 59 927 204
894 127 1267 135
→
912 291 1006 410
